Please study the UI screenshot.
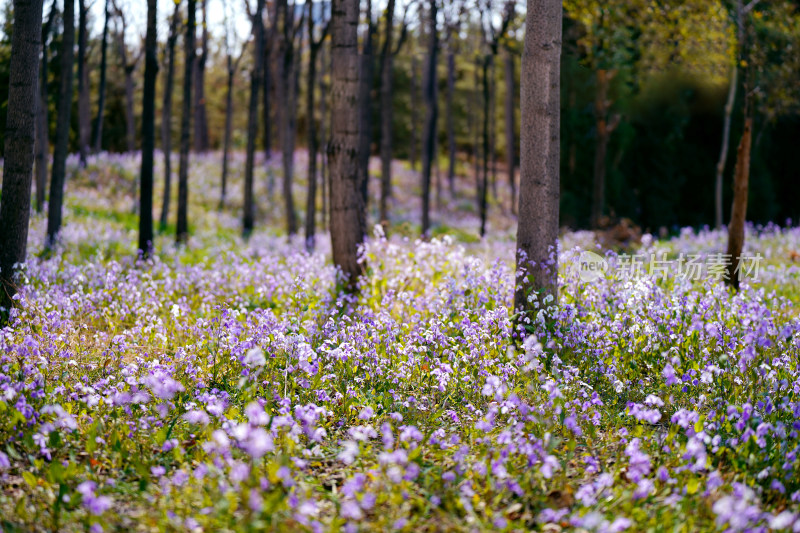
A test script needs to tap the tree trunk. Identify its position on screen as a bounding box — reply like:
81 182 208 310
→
0 0 44 315
504 49 516 214
276 0 298 236
76 0 90 167
193 0 209 153
92 0 109 152
329 0 365 288
138 0 157 257
34 3 54 214
221 55 235 210
420 0 438 236
472 57 480 209
358 0 374 214
304 0 324 252
590 69 610 229
176 0 196 244
159 3 179 231
243 0 265 237
319 45 328 231
46 0 75 247
378 0 396 228
514 0 561 312
262 18 272 166
725 118 751 290
715 66 737 229
409 55 419 171
446 49 456 199
479 55 490 237
489 56 497 202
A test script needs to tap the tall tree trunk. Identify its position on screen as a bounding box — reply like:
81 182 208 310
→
176 0 196 244
92 0 109 152
472 57 480 209
420 0 438 236
409 55 419 171
0 0 44 315
262 18 272 165
329 0 365 288
514 0 561 312
243 0 265 237
479 55 490 237
319 45 328 231
590 69 610 229
489 56 497 202
34 3 54 214
193 0 209 152
276 0 298 236
725 118 751 290
304 0 326 252
504 49 516 214
138 0 157 256
378 0 396 228
76 0 90 167
221 54 235 209
446 49 456 199
358 0 374 214
46 0 75 247
160 3 180 231
715 66 737 229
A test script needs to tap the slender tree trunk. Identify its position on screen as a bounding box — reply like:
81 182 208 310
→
262 20 272 164
725 118 751 290
514 0 561 312
479 55 490 237
715 66 737 229
46 0 75 247
378 0 396 228
446 49 456 199
409 55 419 171
276 0 298 236
319 45 328 231
329 0 365 287
138 0 157 256
221 55 235 209
92 0 109 152
193 0 209 152
489 56 498 202
0 0 44 315
304 0 325 252
176 0 196 244
243 0 265 237
34 4 54 214
472 57 481 208
504 49 516 214
358 0 374 214
77 0 90 167
591 68 610 229
160 3 179 231
420 0 438 236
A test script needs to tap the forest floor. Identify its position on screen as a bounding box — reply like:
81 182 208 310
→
1 151 800 532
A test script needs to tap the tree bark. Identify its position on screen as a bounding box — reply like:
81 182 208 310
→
446 49 456 199
34 3 54 214
329 0 365 288
504 49 516 214
92 0 109 152
176 0 196 244
319 45 328 231
514 0 561 312
420 0 438 236
243 0 265 237
159 2 180 231
221 54 235 209
358 0 374 214
725 118 752 290
276 0 299 236
0 0 44 315
262 15 272 166
715 66 737 230
479 54 490 237
409 55 419 171
138 0 157 257
378 0 396 227
193 0 209 152
76 0 90 167
46 0 75 247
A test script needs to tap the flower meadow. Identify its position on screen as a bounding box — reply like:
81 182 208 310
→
1 153 800 532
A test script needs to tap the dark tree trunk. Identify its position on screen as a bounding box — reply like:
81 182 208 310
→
446 49 456 199
159 3 180 231
0 0 44 315
514 0 561 312
176 0 196 244
76 0 90 167
472 57 481 208
193 0 209 152
409 55 419 171
329 0 365 287
420 0 438 236
479 55 490 237
504 49 516 214
243 0 265 237
358 0 374 213
378 0 396 227
319 45 328 231
138 0 158 257
92 0 109 152
276 0 298 236
46 0 75 247
725 118 752 290
489 57 497 202
220 54 235 209
262 18 272 165
34 3 54 214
